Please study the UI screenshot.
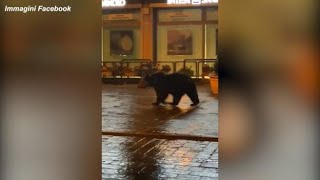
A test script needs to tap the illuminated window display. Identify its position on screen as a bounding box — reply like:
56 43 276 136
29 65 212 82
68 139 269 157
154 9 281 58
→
156 7 218 76
101 1 218 78
102 9 140 61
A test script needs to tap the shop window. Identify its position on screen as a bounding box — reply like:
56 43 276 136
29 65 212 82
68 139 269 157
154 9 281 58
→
102 9 141 62
205 24 218 59
156 7 218 77
207 7 218 21
157 9 204 75
103 28 140 61
157 25 203 73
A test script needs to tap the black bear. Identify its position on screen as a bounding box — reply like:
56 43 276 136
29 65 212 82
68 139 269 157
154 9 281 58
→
139 72 200 106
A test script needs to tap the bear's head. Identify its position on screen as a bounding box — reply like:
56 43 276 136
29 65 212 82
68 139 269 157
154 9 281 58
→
137 72 165 88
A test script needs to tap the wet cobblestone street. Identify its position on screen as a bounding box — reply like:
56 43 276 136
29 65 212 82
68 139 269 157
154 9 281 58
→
102 136 218 180
102 84 218 137
102 83 218 179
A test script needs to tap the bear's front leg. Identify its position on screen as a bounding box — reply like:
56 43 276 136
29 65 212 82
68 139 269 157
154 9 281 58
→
153 91 168 106
170 94 183 106
186 84 200 106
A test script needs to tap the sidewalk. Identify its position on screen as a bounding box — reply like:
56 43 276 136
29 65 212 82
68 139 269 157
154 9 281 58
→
102 84 218 138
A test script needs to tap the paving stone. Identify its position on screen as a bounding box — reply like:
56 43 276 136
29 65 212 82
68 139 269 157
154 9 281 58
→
200 168 219 178
176 174 201 180
201 162 218 168
189 166 205 172
200 177 218 180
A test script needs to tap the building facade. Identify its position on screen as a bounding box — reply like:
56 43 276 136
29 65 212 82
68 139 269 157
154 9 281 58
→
102 0 218 77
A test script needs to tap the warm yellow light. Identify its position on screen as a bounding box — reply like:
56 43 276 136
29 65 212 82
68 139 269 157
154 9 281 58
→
102 0 126 7
167 0 218 5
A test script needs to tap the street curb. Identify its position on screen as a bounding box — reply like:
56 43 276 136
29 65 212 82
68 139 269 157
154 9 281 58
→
102 131 218 142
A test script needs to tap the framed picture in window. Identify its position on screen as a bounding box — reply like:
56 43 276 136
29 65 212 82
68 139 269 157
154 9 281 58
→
110 30 134 56
167 30 193 55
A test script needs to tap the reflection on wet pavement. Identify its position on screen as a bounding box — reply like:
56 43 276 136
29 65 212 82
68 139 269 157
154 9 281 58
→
102 136 218 180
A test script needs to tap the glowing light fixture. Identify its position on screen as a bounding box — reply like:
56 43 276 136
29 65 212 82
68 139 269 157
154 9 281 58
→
102 0 126 7
167 0 218 5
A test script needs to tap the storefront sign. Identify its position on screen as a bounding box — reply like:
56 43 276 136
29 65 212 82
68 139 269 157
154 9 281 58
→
167 12 193 19
167 0 218 5
104 14 134 20
102 0 126 7
159 9 202 22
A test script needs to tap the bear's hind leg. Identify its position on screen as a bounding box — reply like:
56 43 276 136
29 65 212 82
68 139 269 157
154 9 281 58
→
186 85 199 106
